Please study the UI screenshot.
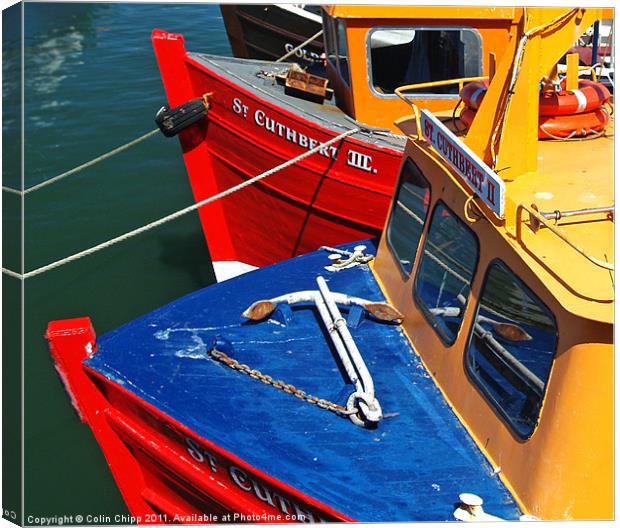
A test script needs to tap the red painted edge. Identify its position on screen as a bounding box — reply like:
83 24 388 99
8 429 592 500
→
46 317 354 523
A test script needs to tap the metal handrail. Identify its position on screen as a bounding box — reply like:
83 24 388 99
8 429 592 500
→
516 203 614 271
530 205 613 225
556 62 600 82
394 76 489 135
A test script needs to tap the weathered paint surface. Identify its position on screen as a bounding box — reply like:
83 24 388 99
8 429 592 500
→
85 240 521 522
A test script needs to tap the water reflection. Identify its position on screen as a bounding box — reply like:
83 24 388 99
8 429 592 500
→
387 160 430 275
414 201 479 344
466 261 557 438
24 3 104 121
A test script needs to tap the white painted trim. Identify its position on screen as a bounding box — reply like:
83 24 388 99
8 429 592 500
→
212 260 258 282
275 4 323 24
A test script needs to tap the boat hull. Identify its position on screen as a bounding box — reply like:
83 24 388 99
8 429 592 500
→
46 318 351 524
47 241 522 522
152 30 404 269
220 4 323 67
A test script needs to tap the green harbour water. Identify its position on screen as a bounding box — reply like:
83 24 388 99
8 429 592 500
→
3 2 232 521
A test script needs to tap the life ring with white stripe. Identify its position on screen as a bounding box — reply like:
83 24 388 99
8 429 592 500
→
460 79 610 116
460 106 609 139
459 77 611 139
539 79 611 116
460 80 489 110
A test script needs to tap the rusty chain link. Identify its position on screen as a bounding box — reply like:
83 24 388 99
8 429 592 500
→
210 349 357 418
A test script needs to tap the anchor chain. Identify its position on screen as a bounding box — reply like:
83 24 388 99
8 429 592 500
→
210 348 358 418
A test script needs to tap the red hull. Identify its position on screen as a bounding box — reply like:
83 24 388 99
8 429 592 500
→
152 30 403 268
46 318 352 523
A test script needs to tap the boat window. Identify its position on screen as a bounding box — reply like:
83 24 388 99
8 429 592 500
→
465 261 557 439
386 159 431 276
368 27 482 95
323 14 338 71
323 16 350 85
336 19 351 86
414 201 479 345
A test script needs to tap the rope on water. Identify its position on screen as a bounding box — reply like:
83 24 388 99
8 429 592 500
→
2 128 160 196
275 29 323 64
2 127 359 280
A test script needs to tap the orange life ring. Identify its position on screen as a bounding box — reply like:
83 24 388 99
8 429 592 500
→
460 106 609 139
459 77 610 139
460 80 489 110
538 107 609 138
459 107 476 129
539 79 611 117
460 79 610 116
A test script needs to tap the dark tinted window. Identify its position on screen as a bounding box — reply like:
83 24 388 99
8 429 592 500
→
336 19 350 85
323 17 350 85
323 14 337 69
386 160 431 276
465 261 557 438
414 202 479 344
369 27 482 94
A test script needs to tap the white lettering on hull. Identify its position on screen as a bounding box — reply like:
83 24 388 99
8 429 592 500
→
253 108 338 160
231 96 376 175
284 42 321 63
347 149 376 173
184 436 328 522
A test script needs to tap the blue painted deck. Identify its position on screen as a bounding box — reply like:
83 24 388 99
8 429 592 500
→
87 241 521 522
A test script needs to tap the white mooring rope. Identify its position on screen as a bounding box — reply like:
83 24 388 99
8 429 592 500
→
2 127 359 280
275 29 323 64
2 128 160 196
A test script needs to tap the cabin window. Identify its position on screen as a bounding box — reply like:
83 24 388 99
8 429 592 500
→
324 15 338 70
368 27 482 95
414 201 479 345
323 15 351 86
336 19 351 85
386 159 431 276
465 261 557 439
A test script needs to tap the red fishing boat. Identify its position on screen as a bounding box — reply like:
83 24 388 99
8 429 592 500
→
153 6 520 280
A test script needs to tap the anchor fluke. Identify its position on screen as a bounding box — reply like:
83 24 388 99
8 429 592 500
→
242 300 277 320
363 302 404 323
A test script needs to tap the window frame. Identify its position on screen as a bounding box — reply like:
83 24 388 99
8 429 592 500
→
463 258 559 440
335 18 351 87
322 13 338 72
323 14 351 87
386 158 432 280
412 199 481 346
365 25 484 100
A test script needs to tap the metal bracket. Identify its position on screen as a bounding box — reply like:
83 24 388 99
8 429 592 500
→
241 277 404 426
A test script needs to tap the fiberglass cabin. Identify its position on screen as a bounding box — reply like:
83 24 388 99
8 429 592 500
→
372 7 613 519
320 5 519 132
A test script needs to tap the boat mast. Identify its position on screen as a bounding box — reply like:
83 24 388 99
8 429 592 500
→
464 8 604 179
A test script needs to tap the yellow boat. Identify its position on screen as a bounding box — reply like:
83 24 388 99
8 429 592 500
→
374 7 614 519
47 7 613 523
321 5 521 131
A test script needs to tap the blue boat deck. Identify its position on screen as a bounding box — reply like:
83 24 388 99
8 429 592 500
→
87 241 521 522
